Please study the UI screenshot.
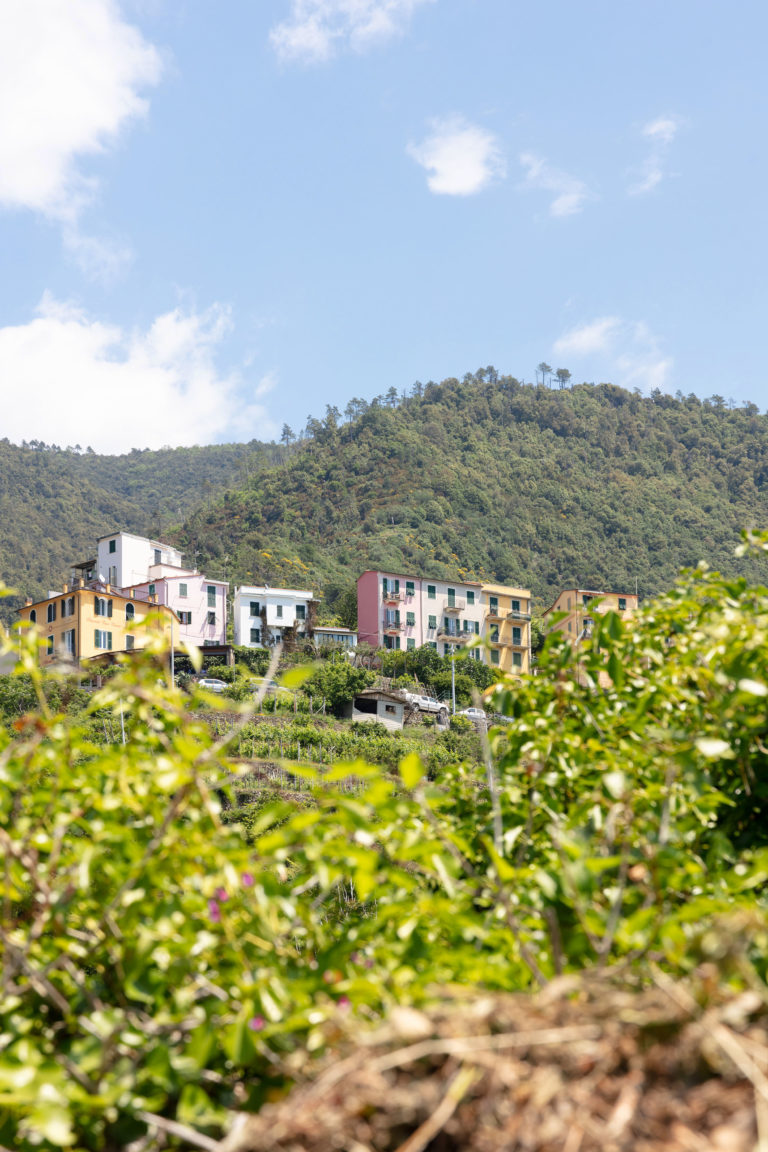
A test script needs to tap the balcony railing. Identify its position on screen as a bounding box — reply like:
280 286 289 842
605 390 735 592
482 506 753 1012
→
381 590 404 603
382 619 403 633
437 626 462 641
506 609 531 621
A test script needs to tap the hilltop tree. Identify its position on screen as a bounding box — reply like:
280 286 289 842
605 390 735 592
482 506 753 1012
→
554 368 572 390
537 362 553 388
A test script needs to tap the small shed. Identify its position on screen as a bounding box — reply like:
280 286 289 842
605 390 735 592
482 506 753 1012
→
346 688 406 730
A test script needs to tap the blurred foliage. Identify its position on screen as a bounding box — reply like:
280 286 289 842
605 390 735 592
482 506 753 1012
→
4 538 768 1148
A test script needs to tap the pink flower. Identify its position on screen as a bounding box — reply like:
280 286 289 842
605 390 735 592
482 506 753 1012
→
241 872 254 888
337 996 351 1010
248 1015 265 1032
215 887 229 902
208 899 221 923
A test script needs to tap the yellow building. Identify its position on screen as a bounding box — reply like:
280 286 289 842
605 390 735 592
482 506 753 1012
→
481 583 532 674
542 587 638 643
19 582 178 667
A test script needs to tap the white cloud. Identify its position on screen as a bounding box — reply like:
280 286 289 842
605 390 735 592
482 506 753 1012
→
271 0 434 63
628 113 682 196
554 317 621 357
62 227 135 283
519 153 592 217
0 0 162 220
553 316 672 393
408 117 505 196
0 295 277 453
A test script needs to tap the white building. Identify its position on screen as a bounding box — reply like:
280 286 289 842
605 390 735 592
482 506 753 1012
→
90 531 228 648
97 531 184 591
233 586 316 648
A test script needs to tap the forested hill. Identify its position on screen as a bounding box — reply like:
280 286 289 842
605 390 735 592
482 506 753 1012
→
0 438 276 618
177 375 768 615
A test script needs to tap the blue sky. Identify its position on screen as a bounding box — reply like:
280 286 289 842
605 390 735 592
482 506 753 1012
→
1 0 765 452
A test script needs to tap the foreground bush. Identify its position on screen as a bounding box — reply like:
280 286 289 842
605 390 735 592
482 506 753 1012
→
2 535 768 1148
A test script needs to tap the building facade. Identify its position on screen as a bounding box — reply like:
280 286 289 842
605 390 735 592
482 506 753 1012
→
233 586 317 649
313 626 357 648
542 588 638 642
482 583 533 673
97 531 184 591
19 584 178 667
357 570 532 670
90 531 228 647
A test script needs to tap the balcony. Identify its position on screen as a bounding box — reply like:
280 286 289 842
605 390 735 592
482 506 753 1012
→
486 607 503 621
443 598 465 614
381 590 403 603
506 609 531 621
437 626 462 641
382 619 403 634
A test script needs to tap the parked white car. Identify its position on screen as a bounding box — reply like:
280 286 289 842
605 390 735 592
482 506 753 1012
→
458 706 488 723
196 677 227 693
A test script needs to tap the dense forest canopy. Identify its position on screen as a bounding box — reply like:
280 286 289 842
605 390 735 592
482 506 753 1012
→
2 373 768 622
177 374 768 612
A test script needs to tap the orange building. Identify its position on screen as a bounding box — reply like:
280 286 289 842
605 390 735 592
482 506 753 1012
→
19 581 178 667
542 587 638 643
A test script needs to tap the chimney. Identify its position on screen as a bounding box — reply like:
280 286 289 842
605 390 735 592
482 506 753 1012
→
63 583 68 594
105 583 111 594
24 598 32 606
130 588 135 598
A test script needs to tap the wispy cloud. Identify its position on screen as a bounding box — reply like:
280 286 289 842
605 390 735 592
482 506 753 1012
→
628 114 682 196
0 295 277 453
270 0 434 64
519 152 593 217
407 117 505 196
554 317 621 357
0 0 162 222
553 316 672 393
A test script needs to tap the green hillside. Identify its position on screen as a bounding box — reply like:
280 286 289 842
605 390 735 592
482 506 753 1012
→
0 438 276 619
3 374 768 626
176 374 768 615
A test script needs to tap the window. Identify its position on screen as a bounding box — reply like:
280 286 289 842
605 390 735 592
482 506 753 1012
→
470 648 481 662
108 566 117 587
582 594 592 607
250 601 260 616
474 621 480 635
47 602 56 623
443 643 451 656
148 584 156 597
95 597 112 618
109 539 116 554
154 549 161 566
125 602 135 621
427 584 436 599
385 705 396 715
406 611 415 626
512 626 521 646
126 635 135 651
511 599 520 613
567 597 571 609
406 580 415 596
427 641 437 651
407 638 415 651
467 590 475 605
47 635 54 656
296 605 306 620
94 629 112 650
447 587 456 607
62 597 75 618
618 597 627 611
490 626 499 642
489 596 498 614
250 627 261 644
384 635 400 650
29 609 36 623
178 611 192 625
63 629 75 657
276 604 283 618
428 615 437 630
179 583 188 598
512 652 522 668
207 611 216 626
491 649 500 666
207 585 216 608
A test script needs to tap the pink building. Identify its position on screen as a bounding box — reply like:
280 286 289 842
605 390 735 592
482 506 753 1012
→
357 571 425 651
129 570 228 648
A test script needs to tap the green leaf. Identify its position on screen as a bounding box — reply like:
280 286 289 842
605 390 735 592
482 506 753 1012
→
399 753 424 790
